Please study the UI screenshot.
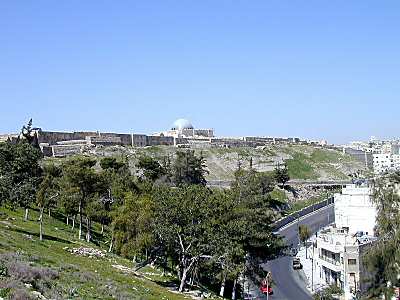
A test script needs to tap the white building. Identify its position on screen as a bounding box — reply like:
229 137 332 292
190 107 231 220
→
373 153 400 175
315 227 376 299
334 184 376 236
156 119 214 139
309 184 378 299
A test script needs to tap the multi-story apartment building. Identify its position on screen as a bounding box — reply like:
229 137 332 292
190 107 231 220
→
316 227 376 299
373 153 400 175
334 184 376 236
313 184 377 299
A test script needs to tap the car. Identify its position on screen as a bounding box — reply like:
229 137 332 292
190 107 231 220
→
288 246 298 256
292 257 303 270
243 293 257 300
260 282 273 295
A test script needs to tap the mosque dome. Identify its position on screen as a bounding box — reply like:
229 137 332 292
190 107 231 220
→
171 119 194 131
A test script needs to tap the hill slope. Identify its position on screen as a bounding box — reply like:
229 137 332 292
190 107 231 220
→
86 144 367 182
0 208 210 300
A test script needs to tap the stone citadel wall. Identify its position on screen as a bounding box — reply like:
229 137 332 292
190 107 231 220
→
34 129 311 157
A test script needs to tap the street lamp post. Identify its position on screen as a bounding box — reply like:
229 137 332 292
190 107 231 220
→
266 272 271 300
311 243 314 292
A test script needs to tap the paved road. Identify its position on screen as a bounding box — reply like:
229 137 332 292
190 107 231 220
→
261 205 335 300
207 180 349 189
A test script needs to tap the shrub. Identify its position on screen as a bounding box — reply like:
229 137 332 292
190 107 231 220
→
0 261 8 277
0 252 59 297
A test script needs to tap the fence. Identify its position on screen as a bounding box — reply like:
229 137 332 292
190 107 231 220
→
272 197 334 231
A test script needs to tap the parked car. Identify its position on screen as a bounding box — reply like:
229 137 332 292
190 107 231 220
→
292 257 303 270
243 293 257 300
288 246 298 256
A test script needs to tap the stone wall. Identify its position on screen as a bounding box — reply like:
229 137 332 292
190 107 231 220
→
146 135 174 146
175 137 189 145
34 128 326 158
51 144 83 157
343 148 372 168
244 136 275 144
210 137 251 148
194 129 214 137
41 145 54 157
132 134 147 147
100 133 132 146
37 130 98 145
87 136 122 146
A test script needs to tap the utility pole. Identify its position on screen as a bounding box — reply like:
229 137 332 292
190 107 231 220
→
311 242 315 292
266 272 272 300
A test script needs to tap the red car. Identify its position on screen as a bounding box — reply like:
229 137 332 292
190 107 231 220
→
260 282 273 295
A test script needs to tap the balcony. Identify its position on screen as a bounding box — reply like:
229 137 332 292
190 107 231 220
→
319 255 342 272
317 239 343 253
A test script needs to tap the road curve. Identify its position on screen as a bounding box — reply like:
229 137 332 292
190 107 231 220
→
265 205 335 300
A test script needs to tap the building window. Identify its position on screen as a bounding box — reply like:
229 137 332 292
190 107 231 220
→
348 259 357 265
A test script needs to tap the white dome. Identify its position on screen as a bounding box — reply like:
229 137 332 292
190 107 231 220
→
171 119 194 131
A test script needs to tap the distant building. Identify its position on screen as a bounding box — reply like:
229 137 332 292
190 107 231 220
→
342 147 372 168
0 119 330 157
373 153 392 174
155 118 214 139
0 133 18 143
373 153 400 175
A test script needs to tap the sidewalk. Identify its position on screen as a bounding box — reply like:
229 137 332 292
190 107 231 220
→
296 237 328 294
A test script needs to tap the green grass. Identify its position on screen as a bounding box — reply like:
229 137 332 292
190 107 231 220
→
286 197 325 214
285 191 336 214
285 153 318 180
0 207 198 300
269 187 288 203
310 149 341 163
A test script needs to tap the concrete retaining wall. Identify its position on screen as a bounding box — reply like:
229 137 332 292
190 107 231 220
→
272 197 335 231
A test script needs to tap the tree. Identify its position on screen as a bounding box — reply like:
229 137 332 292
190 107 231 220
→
36 164 61 240
58 185 80 230
100 157 125 171
20 118 39 147
298 224 311 258
313 284 343 300
274 163 290 188
173 150 208 186
205 190 245 298
0 142 42 219
61 157 100 240
136 156 167 182
153 185 213 292
111 192 155 261
363 173 400 299
230 168 284 277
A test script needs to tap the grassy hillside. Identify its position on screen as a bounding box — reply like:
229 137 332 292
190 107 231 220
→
43 144 367 183
84 144 367 182
0 207 212 300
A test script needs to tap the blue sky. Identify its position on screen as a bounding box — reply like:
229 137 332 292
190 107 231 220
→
1 1 399 144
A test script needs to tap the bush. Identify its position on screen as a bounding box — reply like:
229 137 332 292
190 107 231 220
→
0 261 8 277
10 288 33 300
313 284 343 300
0 252 59 297
0 287 11 298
